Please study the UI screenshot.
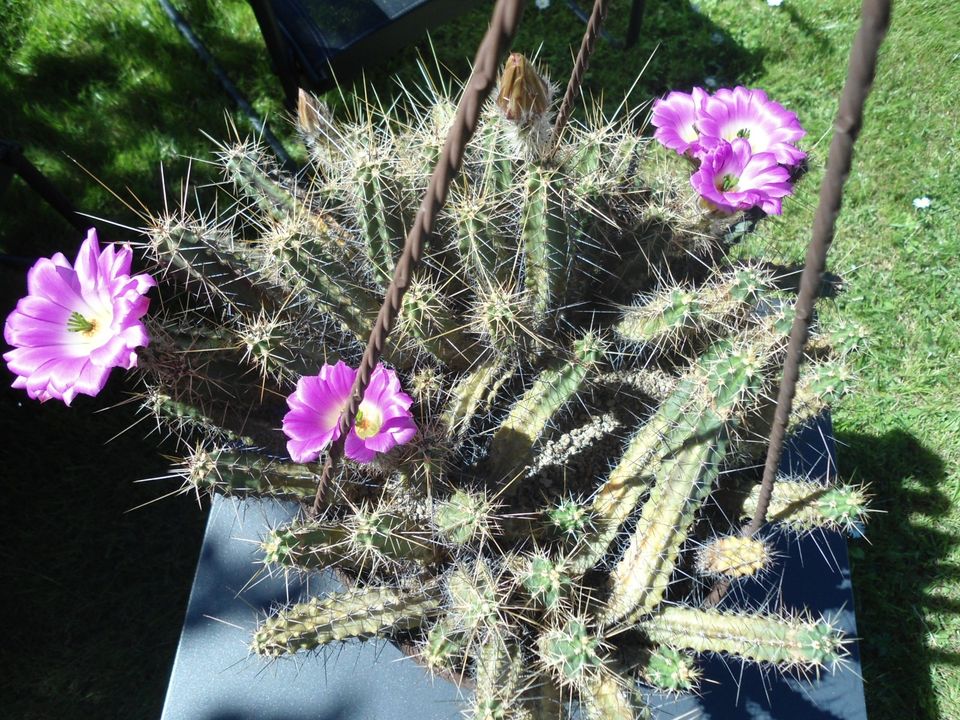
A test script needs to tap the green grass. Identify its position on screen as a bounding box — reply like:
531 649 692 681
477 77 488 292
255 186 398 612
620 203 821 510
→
1 0 958 717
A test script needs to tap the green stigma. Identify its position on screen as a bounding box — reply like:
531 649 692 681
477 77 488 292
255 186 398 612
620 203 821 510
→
67 311 97 335
354 406 382 439
719 174 739 192
736 127 751 138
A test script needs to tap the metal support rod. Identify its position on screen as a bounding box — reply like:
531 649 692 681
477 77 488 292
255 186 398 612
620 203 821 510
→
157 0 295 170
551 0 610 155
0 140 87 234
310 0 528 516
703 0 891 609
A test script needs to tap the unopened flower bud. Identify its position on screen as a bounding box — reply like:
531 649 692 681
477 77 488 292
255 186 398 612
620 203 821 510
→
297 88 332 136
496 53 550 125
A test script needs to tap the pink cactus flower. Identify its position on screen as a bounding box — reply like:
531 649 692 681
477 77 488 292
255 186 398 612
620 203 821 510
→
3 228 155 405
650 87 710 156
697 86 806 166
283 361 418 463
691 139 794 215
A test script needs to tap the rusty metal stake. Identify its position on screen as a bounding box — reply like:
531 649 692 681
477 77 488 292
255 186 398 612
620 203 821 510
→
704 0 891 608
310 0 527 517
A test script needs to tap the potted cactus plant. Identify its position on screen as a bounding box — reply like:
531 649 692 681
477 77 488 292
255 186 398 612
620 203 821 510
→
2 1 887 717
145 51 865 717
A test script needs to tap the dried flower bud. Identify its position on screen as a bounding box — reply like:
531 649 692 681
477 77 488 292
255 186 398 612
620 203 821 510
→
297 88 331 136
496 53 550 125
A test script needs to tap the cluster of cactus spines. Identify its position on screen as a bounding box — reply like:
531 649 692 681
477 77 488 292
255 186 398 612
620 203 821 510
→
139 53 865 718
742 479 870 535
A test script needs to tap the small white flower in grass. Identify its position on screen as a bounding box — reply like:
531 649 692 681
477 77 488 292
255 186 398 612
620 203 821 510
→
535 0 550 9
767 0 784 6
913 196 932 210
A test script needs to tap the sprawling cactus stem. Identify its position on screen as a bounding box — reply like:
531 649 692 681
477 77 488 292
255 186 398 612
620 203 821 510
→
488 333 604 480
261 523 351 571
790 360 854 427
697 535 772 579
742 479 869 533
581 674 648 720
473 634 526 720
434 489 494 546
224 143 314 227
521 166 570 319
605 439 727 622
147 217 267 312
259 219 381 345
538 618 603 687
440 361 511 440
143 386 254 446
183 446 319 498
252 583 442 656
614 265 773 351
521 553 575 610
397 275 476 369
446 561 501 634
351 145 407 285
423 619 466 674
635 646 701 694
638 607 845 668
570 379 722 575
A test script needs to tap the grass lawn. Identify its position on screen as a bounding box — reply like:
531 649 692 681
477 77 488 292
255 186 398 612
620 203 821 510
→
1 0 958 718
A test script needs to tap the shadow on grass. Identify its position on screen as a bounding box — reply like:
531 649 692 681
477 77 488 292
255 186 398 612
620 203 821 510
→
0 2 290 258
329 1 765 120
836 428 959 720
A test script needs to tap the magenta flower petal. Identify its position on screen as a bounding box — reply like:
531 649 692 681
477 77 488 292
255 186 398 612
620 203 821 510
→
651 87 710 156
3 228 155 405
697 86 806 166
691 139 793 215
282 362 418 464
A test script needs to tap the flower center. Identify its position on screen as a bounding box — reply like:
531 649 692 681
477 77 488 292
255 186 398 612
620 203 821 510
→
736 127 751 138
66 311 99 337
718 174 739 192
354 406 383 439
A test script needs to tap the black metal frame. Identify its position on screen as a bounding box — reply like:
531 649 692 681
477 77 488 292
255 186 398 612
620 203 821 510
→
0 140 86 233
247 0 482 107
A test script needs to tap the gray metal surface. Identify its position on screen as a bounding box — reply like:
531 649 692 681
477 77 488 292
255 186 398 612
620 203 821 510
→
161 418 867 720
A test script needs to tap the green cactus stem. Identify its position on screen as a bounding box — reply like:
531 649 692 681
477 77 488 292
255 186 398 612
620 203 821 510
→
696 535 772 579
538 618 603 686
635 646 701 694
143 387 254 447
182 446 318 498
473 634 526 720
252 583 443 656
521 165 570 319
422 619 467 674
605 440 727 623
487 334 604 481
742 479 869 533
352 152 408 285
440 361 512 441
434 489 494 546
581 674 649 720
148 218 268 312
638 606 846 668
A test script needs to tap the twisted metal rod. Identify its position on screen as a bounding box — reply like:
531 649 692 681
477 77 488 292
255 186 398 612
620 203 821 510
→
703 0 891 608
550 0 610 154
311 0 527 516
